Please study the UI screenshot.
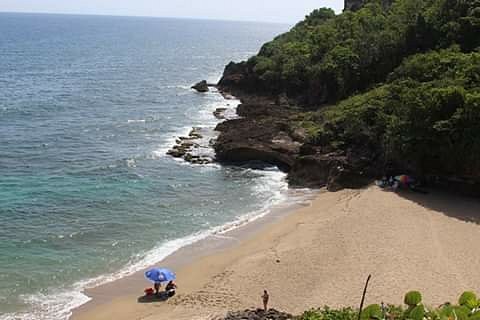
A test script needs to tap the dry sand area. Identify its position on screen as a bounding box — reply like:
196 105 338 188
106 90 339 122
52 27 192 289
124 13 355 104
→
72 186 480 320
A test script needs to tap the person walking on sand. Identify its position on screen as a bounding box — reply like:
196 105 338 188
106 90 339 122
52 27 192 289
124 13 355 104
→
262 290 269 311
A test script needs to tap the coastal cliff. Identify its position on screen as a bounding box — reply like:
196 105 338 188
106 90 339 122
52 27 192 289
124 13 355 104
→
212 0 480 195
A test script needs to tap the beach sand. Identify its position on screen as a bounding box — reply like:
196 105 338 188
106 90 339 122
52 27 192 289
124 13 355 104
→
72 186 480 320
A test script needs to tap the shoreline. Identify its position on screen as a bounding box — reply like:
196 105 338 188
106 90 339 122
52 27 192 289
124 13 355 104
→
71 188 319 319
72 186 480 320
1 84 305 320
69 87 322 319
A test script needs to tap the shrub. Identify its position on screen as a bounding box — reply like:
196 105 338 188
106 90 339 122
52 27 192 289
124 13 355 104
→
407 304 425 320
405 291 423 307
459 292 478 310
437 305 470 320
361 304 383 320
470 311 480 320
297 307 357 320
299 310 323 320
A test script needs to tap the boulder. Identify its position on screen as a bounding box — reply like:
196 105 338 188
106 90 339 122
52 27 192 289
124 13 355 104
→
214 118 298 171
192 80 209 93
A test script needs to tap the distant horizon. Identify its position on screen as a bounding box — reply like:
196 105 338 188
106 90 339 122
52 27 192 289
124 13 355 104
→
0 0 343 24
0 10 292 25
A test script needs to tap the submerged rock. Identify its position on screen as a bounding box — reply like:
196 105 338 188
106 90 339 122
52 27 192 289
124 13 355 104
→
192 80 209 93
213 108 228 119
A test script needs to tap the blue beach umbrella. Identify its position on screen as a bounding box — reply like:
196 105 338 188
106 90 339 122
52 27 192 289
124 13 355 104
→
145 267 176 283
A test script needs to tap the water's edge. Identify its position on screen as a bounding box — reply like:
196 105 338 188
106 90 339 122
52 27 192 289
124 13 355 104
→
0 88 317 320
71 186 320 319
68 87 319 319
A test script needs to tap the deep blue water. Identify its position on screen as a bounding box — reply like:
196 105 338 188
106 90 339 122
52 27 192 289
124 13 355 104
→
0 13 288 319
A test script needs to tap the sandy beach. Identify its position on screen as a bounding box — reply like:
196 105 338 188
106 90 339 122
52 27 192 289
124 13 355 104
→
72 186 480 320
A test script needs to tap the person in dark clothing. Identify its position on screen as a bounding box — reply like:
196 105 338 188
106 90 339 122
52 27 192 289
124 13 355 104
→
262 290 269 311
165 280 177 297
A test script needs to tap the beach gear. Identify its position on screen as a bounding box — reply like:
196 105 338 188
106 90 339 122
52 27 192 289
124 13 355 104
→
394 175 414 187
144 288 154 295
145 267 176 283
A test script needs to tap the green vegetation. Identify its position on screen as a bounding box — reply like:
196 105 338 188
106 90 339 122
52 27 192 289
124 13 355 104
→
296 291 480 320
301 48 480 177
361 304 384 320
459 292 479 310
237 0 480 180
245 0 480 103
404 291 423 307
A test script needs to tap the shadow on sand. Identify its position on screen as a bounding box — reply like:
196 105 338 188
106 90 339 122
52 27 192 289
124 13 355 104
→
395 189 480 224
137 292 171 303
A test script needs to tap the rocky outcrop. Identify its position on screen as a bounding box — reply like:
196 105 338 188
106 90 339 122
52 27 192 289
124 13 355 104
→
220 309 293 320
167 128 213 165
288 153 374 190
212 93 378 190
214 116 299 171
217 62 265 97
192 80 209 93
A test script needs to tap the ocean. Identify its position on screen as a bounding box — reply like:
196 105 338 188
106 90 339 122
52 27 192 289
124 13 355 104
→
0 13 294 319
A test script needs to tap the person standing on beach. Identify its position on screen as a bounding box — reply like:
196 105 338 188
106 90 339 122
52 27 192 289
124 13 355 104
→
262 290 269 311
154 282 161 295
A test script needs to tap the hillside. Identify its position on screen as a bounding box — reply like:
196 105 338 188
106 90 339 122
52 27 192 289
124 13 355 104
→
214 0 480 195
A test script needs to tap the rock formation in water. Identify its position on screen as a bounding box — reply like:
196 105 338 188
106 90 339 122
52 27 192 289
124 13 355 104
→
192 80 210 93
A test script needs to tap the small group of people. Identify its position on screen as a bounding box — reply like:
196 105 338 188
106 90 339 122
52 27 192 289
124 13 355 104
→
376 175 416 191
144 280 177 298
144 267 177 298
153 280 177 297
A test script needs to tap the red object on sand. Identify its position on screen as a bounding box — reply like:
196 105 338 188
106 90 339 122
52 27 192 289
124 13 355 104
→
144 288 154 295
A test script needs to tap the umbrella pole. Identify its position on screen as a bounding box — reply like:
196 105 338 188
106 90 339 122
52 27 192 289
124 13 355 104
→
357 274 372 320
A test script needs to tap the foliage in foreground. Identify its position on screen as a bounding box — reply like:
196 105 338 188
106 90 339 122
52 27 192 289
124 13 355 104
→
296 291 480 320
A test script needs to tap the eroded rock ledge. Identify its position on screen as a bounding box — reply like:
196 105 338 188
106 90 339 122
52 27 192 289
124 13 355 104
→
213 76 375 190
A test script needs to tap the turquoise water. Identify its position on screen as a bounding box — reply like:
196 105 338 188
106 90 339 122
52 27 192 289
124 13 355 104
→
0 13 289 319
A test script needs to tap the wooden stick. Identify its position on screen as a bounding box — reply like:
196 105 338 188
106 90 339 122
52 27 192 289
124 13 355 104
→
358 275 372 320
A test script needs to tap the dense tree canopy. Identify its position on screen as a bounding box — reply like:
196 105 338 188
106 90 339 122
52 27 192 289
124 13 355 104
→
243 0 480 105
307 48 480 177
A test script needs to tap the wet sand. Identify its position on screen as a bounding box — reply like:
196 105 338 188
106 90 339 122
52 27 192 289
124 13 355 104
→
72 186 480 320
